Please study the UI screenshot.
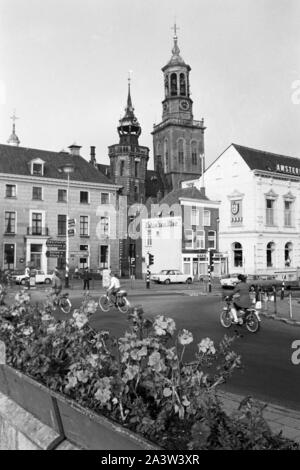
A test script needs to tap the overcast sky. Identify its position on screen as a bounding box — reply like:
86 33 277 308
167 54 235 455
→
0 0 300 169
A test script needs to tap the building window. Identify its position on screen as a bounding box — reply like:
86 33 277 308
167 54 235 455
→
266 199 275 225
134 186 138 202
233 242 243 267
80 191 89 204
32 163 43 176
58 189 67 202
135 161 139 178
32 187 42 200
191 142 197 165
285 242 293 267
31 212 42 235
5 184 16 198
191 206 199 226
284 200 293 227
266 242 275 267
195 230 205 249
80 216 89 237
178 140 184 165
208 230 216 249
57 215 66 236
4 211 16 234
30 243 43 270
146 229 152 247
100 245 109 268
4 243 15 269
100 216 109 237
120 160 125 176
101 193 109 205
184 229 193 249
180 73 186 96
203 210 211 226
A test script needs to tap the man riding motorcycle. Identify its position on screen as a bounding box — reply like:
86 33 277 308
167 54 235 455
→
228 274 252 324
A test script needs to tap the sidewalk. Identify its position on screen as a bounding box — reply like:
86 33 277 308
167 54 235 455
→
218 389 300 443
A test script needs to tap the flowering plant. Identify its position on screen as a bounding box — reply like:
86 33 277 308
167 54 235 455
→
0 290 298 450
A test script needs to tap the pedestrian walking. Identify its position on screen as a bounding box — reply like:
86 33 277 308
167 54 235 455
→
83 267 91 291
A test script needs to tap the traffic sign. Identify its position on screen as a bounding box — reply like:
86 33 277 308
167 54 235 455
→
47 251 65 258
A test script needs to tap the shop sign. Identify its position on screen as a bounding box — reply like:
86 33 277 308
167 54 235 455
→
231 200 243 225
276 164 300 175
46 240 66 248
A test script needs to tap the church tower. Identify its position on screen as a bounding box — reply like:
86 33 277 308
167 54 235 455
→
152 25 205 189
109 80 149 205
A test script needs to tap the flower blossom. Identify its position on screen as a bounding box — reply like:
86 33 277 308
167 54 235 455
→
178 329 193 346
86 300 98 314
22 326 33 336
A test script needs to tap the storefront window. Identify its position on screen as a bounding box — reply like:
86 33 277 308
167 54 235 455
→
266 242 275 267
285 242 292 267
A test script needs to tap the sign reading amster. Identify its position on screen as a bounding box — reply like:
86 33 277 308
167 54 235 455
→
231 200 243 225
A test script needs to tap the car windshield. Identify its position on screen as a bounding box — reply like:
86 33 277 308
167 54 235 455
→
160 270 168 274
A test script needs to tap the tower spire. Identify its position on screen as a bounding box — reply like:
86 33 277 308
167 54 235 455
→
7 110 20 146
171 22 180 55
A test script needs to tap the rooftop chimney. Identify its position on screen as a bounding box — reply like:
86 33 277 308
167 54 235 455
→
68 143 81 156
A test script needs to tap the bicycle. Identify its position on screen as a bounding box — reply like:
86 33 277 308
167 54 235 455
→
99 290 130 314
52 292 72 314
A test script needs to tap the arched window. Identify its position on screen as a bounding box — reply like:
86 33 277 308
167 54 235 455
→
178 139 184 165
232 242 243 267
180 73 186 96
285 242 293 267
164 74 169 96
191 141 197 166
170 73 177 96
266 242 275 267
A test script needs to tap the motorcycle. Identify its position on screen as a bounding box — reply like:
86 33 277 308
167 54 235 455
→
220 296 261 333
99 289 130 314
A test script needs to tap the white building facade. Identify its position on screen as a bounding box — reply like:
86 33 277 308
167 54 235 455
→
183 144 300 278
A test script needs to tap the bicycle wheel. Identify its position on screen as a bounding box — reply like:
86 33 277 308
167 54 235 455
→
117 296 130 314
60 298 72 314
99 295 111 312
245 312 260 333
220 309 232 328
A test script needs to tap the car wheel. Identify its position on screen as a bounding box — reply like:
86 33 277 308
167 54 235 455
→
44 278 51 284
164 279 170 285
21 279 26 285
186 278 192 284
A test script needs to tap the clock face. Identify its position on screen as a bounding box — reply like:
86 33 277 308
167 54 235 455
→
180 100 190 111
163 102 169 111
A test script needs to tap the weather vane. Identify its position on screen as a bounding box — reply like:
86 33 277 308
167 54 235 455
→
171 21 180 38
10 109 19 124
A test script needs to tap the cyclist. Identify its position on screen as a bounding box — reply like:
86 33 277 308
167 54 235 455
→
228 274 252 324
51 268 63 304
107 272 120 304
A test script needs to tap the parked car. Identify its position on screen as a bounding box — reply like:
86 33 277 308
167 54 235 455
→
220 273 240 288
12 270 54 285
151 270 193 285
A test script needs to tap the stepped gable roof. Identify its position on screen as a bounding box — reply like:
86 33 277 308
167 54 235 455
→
159 186 208 206
0 144 113 185
232 144 300 173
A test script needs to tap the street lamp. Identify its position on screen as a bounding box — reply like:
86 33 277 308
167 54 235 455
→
60 163 75 288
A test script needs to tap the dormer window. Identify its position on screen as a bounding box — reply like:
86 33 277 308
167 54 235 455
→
30 158 45 176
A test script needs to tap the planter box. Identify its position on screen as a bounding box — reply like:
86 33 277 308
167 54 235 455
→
0 364 159 450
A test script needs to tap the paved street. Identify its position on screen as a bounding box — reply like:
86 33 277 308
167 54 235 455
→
49 289 300 412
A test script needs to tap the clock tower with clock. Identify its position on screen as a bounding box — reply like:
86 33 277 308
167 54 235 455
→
152 25 206 189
